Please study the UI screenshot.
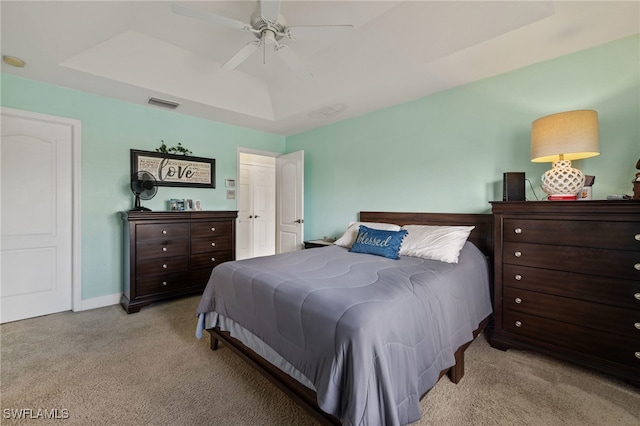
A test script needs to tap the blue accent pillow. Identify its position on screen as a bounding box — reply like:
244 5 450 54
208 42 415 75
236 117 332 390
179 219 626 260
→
349 225 408 260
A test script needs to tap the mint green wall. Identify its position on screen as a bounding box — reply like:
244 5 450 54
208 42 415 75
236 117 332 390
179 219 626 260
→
287 35 640 241
1 74 285 299
2 35 638 301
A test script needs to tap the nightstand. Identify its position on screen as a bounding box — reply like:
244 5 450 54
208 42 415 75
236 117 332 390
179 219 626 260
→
489 200 640 386
304 239 334 249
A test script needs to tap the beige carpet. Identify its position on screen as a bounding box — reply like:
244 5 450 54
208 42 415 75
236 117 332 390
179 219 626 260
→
1 296 638 426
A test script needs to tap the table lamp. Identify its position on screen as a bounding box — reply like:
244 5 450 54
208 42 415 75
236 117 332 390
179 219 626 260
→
531 110 600 200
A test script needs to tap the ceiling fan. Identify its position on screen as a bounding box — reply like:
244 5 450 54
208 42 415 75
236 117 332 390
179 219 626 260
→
172 0 354 79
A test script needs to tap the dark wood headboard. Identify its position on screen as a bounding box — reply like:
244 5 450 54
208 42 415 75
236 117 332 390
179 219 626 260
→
359 211 494 259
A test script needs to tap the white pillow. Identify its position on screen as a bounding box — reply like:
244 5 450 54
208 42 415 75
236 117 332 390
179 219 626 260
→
399 225 475 263
334 221 401 248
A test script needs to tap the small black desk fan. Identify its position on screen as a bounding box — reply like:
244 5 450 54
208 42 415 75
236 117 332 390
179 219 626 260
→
130 171 158 211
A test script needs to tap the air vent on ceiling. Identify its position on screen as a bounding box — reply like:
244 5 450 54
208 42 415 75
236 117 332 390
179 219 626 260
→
147 97 180 109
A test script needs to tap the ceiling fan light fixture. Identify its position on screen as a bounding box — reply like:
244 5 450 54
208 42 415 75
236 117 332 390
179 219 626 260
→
262 29 277 45
172 0 354 79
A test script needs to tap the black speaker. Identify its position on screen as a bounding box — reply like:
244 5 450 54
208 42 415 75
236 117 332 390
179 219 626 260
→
503 172 525 201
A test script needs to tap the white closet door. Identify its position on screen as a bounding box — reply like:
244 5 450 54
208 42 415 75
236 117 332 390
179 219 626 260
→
237 154 276 260
252 166 275 257
236 166 252 260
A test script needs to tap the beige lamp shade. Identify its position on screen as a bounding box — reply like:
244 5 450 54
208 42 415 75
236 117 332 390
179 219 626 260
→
531 110 600 163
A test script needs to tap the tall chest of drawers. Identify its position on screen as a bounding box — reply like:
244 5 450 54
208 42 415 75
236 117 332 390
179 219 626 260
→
489 201 640 385
121 210 237 313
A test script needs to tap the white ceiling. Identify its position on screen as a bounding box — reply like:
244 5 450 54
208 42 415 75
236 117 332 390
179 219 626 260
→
1 1 638 136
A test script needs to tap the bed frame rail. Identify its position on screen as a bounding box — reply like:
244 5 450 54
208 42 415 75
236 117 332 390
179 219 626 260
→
209 316 489 426
208 328 341 425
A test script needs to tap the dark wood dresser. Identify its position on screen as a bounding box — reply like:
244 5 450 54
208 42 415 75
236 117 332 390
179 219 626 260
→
489 201 640 385
121 210 237 313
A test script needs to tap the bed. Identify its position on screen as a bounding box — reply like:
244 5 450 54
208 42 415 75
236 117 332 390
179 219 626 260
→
196 211 493 425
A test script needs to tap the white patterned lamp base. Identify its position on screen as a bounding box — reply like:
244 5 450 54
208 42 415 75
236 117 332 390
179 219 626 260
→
541 160 585 197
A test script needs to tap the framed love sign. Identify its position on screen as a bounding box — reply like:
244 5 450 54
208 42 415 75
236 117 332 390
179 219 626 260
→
131 149 215 188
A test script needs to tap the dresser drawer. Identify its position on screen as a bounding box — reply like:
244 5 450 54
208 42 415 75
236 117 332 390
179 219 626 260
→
503 219 640 251
191 251 233 269
191 221 233 236
191 235 232 254
503 241 640 280
504 287 639 338
136 255 189 278
503 310 639 367
136 238 189 260
136 223 189 242
503 264 640 310
136 273 190 298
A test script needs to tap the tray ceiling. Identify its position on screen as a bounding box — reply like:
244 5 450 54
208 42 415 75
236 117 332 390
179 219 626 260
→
1 1 638 135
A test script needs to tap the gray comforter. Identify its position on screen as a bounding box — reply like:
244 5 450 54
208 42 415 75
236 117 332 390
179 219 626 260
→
196 242 492 426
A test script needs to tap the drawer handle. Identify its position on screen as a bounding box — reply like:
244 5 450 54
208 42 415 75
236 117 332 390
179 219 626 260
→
515 321 522 328
162 264 167 269
635 263 640 271
162 247 167 252
515 297 522 304
635 293 640 301
635 322 640 330
211 227 216 232
514 274 522 281
162 230 167 235
514 227 522 234
514 251 522 258
211 242 216 247
635 233 640 242
211 257 216 262
162 281 167 286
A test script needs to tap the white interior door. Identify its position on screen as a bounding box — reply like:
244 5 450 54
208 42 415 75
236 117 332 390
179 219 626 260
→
237 154 276 260
1 109 77 323
237 166 252 260
252 166 275 257
276 151 304 253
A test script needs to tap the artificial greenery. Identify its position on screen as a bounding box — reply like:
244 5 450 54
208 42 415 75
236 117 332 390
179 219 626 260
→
155 140 192 155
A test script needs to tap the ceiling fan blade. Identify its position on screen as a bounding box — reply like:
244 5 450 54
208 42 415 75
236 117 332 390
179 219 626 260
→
260 0 281 23
222 41 261 70
172 2 249 31
275 44 312 80
286 24 354 41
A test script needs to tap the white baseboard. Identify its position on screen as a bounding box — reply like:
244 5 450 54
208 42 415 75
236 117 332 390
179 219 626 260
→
77 293 121 311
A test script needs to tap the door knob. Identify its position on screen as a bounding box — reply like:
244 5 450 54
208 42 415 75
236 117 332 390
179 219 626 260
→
294 219 304 224
254 215 260 218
